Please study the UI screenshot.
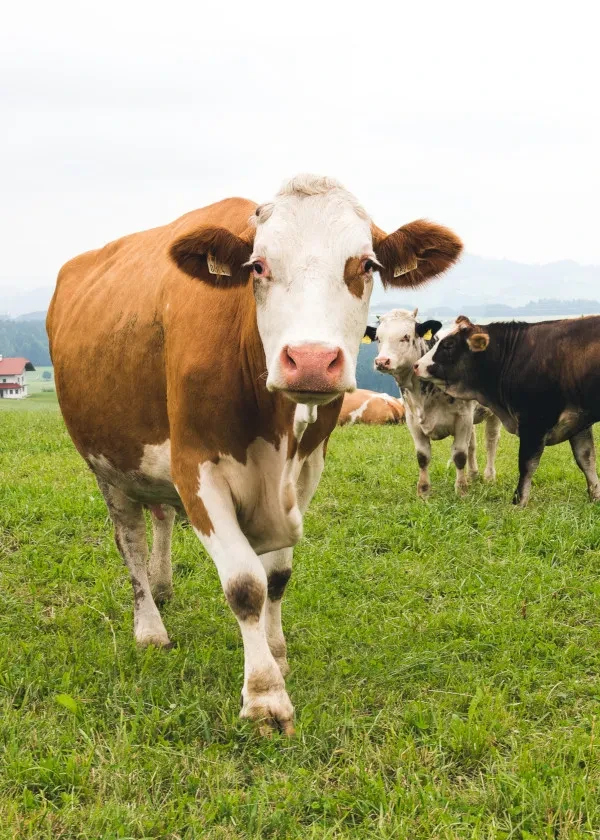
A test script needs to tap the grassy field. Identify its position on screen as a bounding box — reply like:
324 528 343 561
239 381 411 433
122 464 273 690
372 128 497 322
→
1 408 600 839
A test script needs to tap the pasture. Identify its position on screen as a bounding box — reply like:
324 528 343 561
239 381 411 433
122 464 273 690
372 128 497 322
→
1 406 600 839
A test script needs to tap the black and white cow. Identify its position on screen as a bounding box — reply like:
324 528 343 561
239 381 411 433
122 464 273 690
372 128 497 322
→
366 309 501 496
414 315 600 506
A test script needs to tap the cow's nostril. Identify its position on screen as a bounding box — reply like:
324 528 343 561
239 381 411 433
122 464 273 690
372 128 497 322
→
285 349 297 370
327 350 342 372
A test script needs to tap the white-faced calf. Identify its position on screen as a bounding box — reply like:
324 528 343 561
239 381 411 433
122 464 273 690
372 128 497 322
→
367 309 501 496
415 315 600 506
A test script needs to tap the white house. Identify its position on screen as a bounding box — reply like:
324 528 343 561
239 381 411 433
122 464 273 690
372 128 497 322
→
0 356 35 399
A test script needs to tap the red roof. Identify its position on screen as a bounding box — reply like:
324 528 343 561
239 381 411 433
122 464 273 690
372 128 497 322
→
0 382 23 390
0 357 35 375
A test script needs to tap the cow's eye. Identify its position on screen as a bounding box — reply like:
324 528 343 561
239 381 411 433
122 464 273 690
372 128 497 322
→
250 259 270 278
361 257 377 273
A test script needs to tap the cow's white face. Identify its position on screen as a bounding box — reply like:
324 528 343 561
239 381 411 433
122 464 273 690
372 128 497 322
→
249 184 375 403
374 309 423 381
169 174 464 406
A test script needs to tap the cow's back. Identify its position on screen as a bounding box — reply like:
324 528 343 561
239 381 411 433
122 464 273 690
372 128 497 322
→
47 198 257 470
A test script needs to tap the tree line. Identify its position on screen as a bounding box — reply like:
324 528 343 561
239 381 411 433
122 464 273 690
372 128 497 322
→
0 320 51 366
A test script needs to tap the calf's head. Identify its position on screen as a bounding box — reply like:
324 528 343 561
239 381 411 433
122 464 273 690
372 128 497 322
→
414 315 490 398
367 309 442 384
170 175 462 405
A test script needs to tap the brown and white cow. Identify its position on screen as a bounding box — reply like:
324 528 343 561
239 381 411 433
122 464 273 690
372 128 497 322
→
47 175 462 733
367 309 501 496
338 389 405 426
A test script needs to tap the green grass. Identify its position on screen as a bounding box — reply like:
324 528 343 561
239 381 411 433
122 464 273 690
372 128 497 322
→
1 408 600 838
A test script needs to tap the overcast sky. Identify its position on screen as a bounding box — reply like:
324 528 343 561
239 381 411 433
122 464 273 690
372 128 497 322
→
2 0 599 295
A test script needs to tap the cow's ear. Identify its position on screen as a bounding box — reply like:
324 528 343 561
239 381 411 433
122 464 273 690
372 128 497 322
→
467 332 489 352
456 314 473 328
169 226 254 287
363 325 378 341
372 220 463 289
415 319 443 338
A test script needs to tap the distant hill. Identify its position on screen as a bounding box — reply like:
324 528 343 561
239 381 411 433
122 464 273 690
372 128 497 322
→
370 253 600 312
15 311 47 322
0 320 51 366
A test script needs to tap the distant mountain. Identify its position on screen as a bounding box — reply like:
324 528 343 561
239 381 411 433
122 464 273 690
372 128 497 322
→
0 286 54 318
15 311 47 322
370 253 600 312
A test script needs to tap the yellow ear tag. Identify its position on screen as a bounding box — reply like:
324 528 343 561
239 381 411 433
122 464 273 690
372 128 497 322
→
207 253 232 277
361 336 372 344
423 329 432 341
393 257 418 278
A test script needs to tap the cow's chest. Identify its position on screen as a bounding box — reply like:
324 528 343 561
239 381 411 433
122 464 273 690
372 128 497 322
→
203 436 307 554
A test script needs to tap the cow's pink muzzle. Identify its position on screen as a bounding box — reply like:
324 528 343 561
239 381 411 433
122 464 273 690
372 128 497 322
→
280 344 344 393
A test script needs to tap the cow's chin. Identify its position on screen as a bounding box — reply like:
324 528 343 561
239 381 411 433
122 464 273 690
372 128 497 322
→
280 389 344 406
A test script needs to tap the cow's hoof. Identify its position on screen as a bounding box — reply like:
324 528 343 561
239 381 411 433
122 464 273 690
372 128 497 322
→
135 619 171 648
240 672 295 736
589 487 600 502
455 482 469 497
417 484 431 499
483 469 496 483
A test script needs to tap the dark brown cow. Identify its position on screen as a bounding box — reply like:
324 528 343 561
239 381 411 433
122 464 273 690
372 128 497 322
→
415 315 600 506
47 175 462 733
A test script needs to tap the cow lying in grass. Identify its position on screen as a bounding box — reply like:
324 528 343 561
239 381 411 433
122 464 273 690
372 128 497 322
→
366 309 501 496
338 389 405 426
415 315 600 506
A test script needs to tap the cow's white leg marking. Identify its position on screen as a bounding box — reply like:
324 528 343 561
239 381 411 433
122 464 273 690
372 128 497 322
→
569 427 600 501
261 547 293 676
195 467 294 733
406 411 432 497
452 416 472 496
259 439 327 679
97 479 170 647
483 413 502 482
467 429 479 477
148 504 176 602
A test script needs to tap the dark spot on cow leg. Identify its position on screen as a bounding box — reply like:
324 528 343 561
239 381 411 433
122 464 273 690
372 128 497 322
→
130 574 145 607
225 573 266 622
267 569 292 601
417 451 429 468
453 451 467 470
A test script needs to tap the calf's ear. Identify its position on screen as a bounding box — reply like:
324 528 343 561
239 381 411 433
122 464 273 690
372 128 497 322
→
372 220 463 289
363 325 378 341
169 226 254 288
467 332 489 352
416 319 443 338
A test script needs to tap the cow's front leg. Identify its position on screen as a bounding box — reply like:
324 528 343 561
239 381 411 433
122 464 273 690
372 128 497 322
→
406 413 432 497
513 429 545 507
452 417 472 496
179 469 294 735
261 548 293 676
569 427 600 501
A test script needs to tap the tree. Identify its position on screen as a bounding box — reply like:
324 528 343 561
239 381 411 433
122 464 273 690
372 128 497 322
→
42 370 52 380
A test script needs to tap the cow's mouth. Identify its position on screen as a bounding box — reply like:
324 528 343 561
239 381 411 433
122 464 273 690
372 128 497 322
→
281 388 344 406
